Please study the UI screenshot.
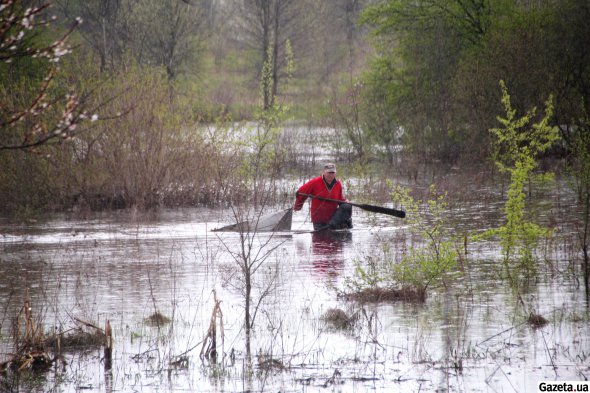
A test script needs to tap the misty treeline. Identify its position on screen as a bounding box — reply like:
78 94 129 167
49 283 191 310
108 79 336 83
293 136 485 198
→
0 0 589 214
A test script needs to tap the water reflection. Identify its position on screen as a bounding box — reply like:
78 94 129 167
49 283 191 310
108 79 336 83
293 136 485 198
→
310 230 352 277
0 188 589 393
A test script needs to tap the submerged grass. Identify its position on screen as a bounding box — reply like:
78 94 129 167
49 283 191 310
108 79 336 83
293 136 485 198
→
45 328 106 350
320 308 357 330
144 311 171 327
339 287 426 303
527 313 549 329
1 300 108 375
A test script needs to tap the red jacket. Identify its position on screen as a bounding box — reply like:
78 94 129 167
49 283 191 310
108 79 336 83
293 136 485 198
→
294 176 345 224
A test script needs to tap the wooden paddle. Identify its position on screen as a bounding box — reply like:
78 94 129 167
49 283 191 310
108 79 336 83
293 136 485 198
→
297 193 406 219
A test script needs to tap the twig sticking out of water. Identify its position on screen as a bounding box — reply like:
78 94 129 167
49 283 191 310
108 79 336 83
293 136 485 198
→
200 290 224 362
477 321 527 347
73 316 104 332
104 320 113 371
540 328 558 378
19 299 44 352
323 369 342 388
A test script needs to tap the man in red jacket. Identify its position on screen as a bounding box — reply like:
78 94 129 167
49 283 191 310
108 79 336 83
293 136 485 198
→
293 163 353 230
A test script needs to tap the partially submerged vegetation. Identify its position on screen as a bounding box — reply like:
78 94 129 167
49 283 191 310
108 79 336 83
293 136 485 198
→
527 313 549 329
1 298 109 374
476 81 558 282
343 185 460 303
145 312 171 327
339 287 426 303
320 308 357 330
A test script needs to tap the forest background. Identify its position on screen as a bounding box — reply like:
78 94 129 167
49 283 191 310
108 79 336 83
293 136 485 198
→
1 0 589 215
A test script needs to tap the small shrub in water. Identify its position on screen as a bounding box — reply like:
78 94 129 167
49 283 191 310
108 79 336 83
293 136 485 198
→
345 185 460 301
477 81 558 282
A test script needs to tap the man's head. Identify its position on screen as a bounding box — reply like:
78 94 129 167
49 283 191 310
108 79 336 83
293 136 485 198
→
323 163 336 181
324 163 336 173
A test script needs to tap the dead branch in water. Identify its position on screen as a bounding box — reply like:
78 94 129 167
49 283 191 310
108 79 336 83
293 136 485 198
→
104 320 113 371
72 316 104 333
200 290 224 362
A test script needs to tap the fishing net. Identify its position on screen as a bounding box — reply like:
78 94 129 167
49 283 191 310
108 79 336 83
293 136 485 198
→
212 208 292 232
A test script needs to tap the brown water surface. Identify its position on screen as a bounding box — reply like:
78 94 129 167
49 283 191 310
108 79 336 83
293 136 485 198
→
1 182 589 392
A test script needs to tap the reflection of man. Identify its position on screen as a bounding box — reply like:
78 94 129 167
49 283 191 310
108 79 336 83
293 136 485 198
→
310 230 352 277
293 163 353 230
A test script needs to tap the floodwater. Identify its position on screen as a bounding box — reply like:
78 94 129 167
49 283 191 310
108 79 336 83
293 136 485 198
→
1 177 589 393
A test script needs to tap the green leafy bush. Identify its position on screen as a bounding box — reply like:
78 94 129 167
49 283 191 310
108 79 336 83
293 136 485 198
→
346 185 460 301
476 81 558 278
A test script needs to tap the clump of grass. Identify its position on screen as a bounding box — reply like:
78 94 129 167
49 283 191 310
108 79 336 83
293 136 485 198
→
340 287 425 303
2 300 110 372
257 356 285 371
321 308 357 330
145 312 171 327
45 328 106 350
527 313 548 329
3 301 113 375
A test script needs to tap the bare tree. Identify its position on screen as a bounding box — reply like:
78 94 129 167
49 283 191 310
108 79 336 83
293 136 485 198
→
230 0 303 109
56 0 210 80
55 0 127 72
127 0 209 81
218 203 286 359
